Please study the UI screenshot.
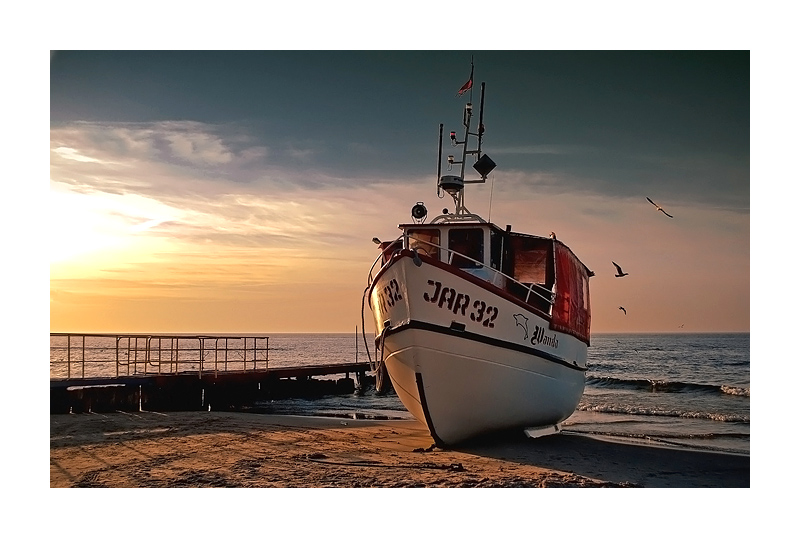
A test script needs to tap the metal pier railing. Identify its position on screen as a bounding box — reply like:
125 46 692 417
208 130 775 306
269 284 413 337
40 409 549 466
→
49 333 378 414
50 333 270 380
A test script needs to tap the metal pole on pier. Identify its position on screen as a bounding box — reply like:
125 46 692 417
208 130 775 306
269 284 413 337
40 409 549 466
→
134 337 139 375
214 338 219 378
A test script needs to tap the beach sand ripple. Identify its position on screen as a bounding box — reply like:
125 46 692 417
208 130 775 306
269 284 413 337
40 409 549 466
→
50 411 748 488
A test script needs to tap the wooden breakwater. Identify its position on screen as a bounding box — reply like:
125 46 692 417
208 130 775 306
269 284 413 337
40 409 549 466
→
50 333 376 414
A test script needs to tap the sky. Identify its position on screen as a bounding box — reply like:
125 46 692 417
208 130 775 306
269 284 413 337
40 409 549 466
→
48 49 750 334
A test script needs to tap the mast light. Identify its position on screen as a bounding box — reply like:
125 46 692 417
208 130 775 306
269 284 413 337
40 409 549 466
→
411 202 428 222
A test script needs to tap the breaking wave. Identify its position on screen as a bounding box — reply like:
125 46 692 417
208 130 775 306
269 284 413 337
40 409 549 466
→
587 375 749 397
577 402 749 423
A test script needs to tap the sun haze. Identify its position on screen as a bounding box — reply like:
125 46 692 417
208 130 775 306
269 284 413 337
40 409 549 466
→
49 50 749 334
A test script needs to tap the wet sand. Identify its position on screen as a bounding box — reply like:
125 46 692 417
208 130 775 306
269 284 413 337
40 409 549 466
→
50 411 749 488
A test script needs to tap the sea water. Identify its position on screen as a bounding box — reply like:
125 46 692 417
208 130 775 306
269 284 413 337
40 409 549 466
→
50 332 750 455
574 333 749 454
263 332 750 455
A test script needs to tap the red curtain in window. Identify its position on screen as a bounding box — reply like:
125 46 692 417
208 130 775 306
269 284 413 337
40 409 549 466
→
551 242 591 343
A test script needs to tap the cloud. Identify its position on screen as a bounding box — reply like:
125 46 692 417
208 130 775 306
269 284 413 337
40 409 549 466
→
49 119 437 272
163 129 233 165
490 144 588 155
283 145 317 162
51 120 268 176
52 146 102 163
481 145 749 211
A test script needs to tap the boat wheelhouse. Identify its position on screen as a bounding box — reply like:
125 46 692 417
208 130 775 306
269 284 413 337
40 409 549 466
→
390 221 591 344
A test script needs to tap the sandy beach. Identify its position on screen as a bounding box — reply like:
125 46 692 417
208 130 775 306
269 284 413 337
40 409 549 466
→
49 410 748 488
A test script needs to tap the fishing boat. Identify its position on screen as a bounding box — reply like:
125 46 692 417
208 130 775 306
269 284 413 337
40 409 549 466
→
364 76 593 446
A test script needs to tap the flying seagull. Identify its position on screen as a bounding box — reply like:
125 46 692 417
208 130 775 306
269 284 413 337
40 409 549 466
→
612 261 629 278
647 197 674 218
619 306 627 315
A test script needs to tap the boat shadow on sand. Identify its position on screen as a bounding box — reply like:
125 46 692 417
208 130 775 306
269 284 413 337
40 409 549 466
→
451 430 749 488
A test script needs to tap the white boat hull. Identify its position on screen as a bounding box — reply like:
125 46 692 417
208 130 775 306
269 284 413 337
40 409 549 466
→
370 252 587 445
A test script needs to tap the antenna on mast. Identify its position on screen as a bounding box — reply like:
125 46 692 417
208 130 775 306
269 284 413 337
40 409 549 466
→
436 76 496 218
437 123 443 198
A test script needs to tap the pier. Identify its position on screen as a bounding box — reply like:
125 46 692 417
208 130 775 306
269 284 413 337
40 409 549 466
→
50 333 374 414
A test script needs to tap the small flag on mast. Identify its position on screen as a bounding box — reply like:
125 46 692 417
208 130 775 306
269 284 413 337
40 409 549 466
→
457 60 474 97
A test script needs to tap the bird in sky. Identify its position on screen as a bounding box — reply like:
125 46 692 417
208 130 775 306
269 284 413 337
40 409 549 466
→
619 306 627 315
647 197 674 218
612 261 629 278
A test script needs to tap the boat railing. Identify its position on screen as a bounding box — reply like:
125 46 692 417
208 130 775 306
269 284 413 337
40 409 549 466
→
367 235 554 312
49 333 270 380
367 235 405 286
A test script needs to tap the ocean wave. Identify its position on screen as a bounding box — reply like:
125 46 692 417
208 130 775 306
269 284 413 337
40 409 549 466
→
586 375 749 397
725 360 750 367
561 429 750 455
721 385 750 397
577 402 749 423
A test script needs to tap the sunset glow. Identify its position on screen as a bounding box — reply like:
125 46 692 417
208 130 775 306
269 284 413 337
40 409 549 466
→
49 51 750 334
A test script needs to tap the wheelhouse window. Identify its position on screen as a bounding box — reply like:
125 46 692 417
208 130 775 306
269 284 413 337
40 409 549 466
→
512 239 549 285
449 228 484 268
408 229 440 260
507 234 554 312
490 229 504 272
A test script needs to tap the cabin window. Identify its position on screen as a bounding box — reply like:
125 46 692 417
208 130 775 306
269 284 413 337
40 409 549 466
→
514 248 548 284
449 228 484 268
408 229 440 260
511 237 550 285
490 229 504 272
505 235 554 312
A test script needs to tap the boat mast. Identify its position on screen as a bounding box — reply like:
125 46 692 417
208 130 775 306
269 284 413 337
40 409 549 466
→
436 81 496 221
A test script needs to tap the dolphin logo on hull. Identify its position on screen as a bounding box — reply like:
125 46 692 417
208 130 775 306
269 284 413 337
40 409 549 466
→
513 313 530 340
